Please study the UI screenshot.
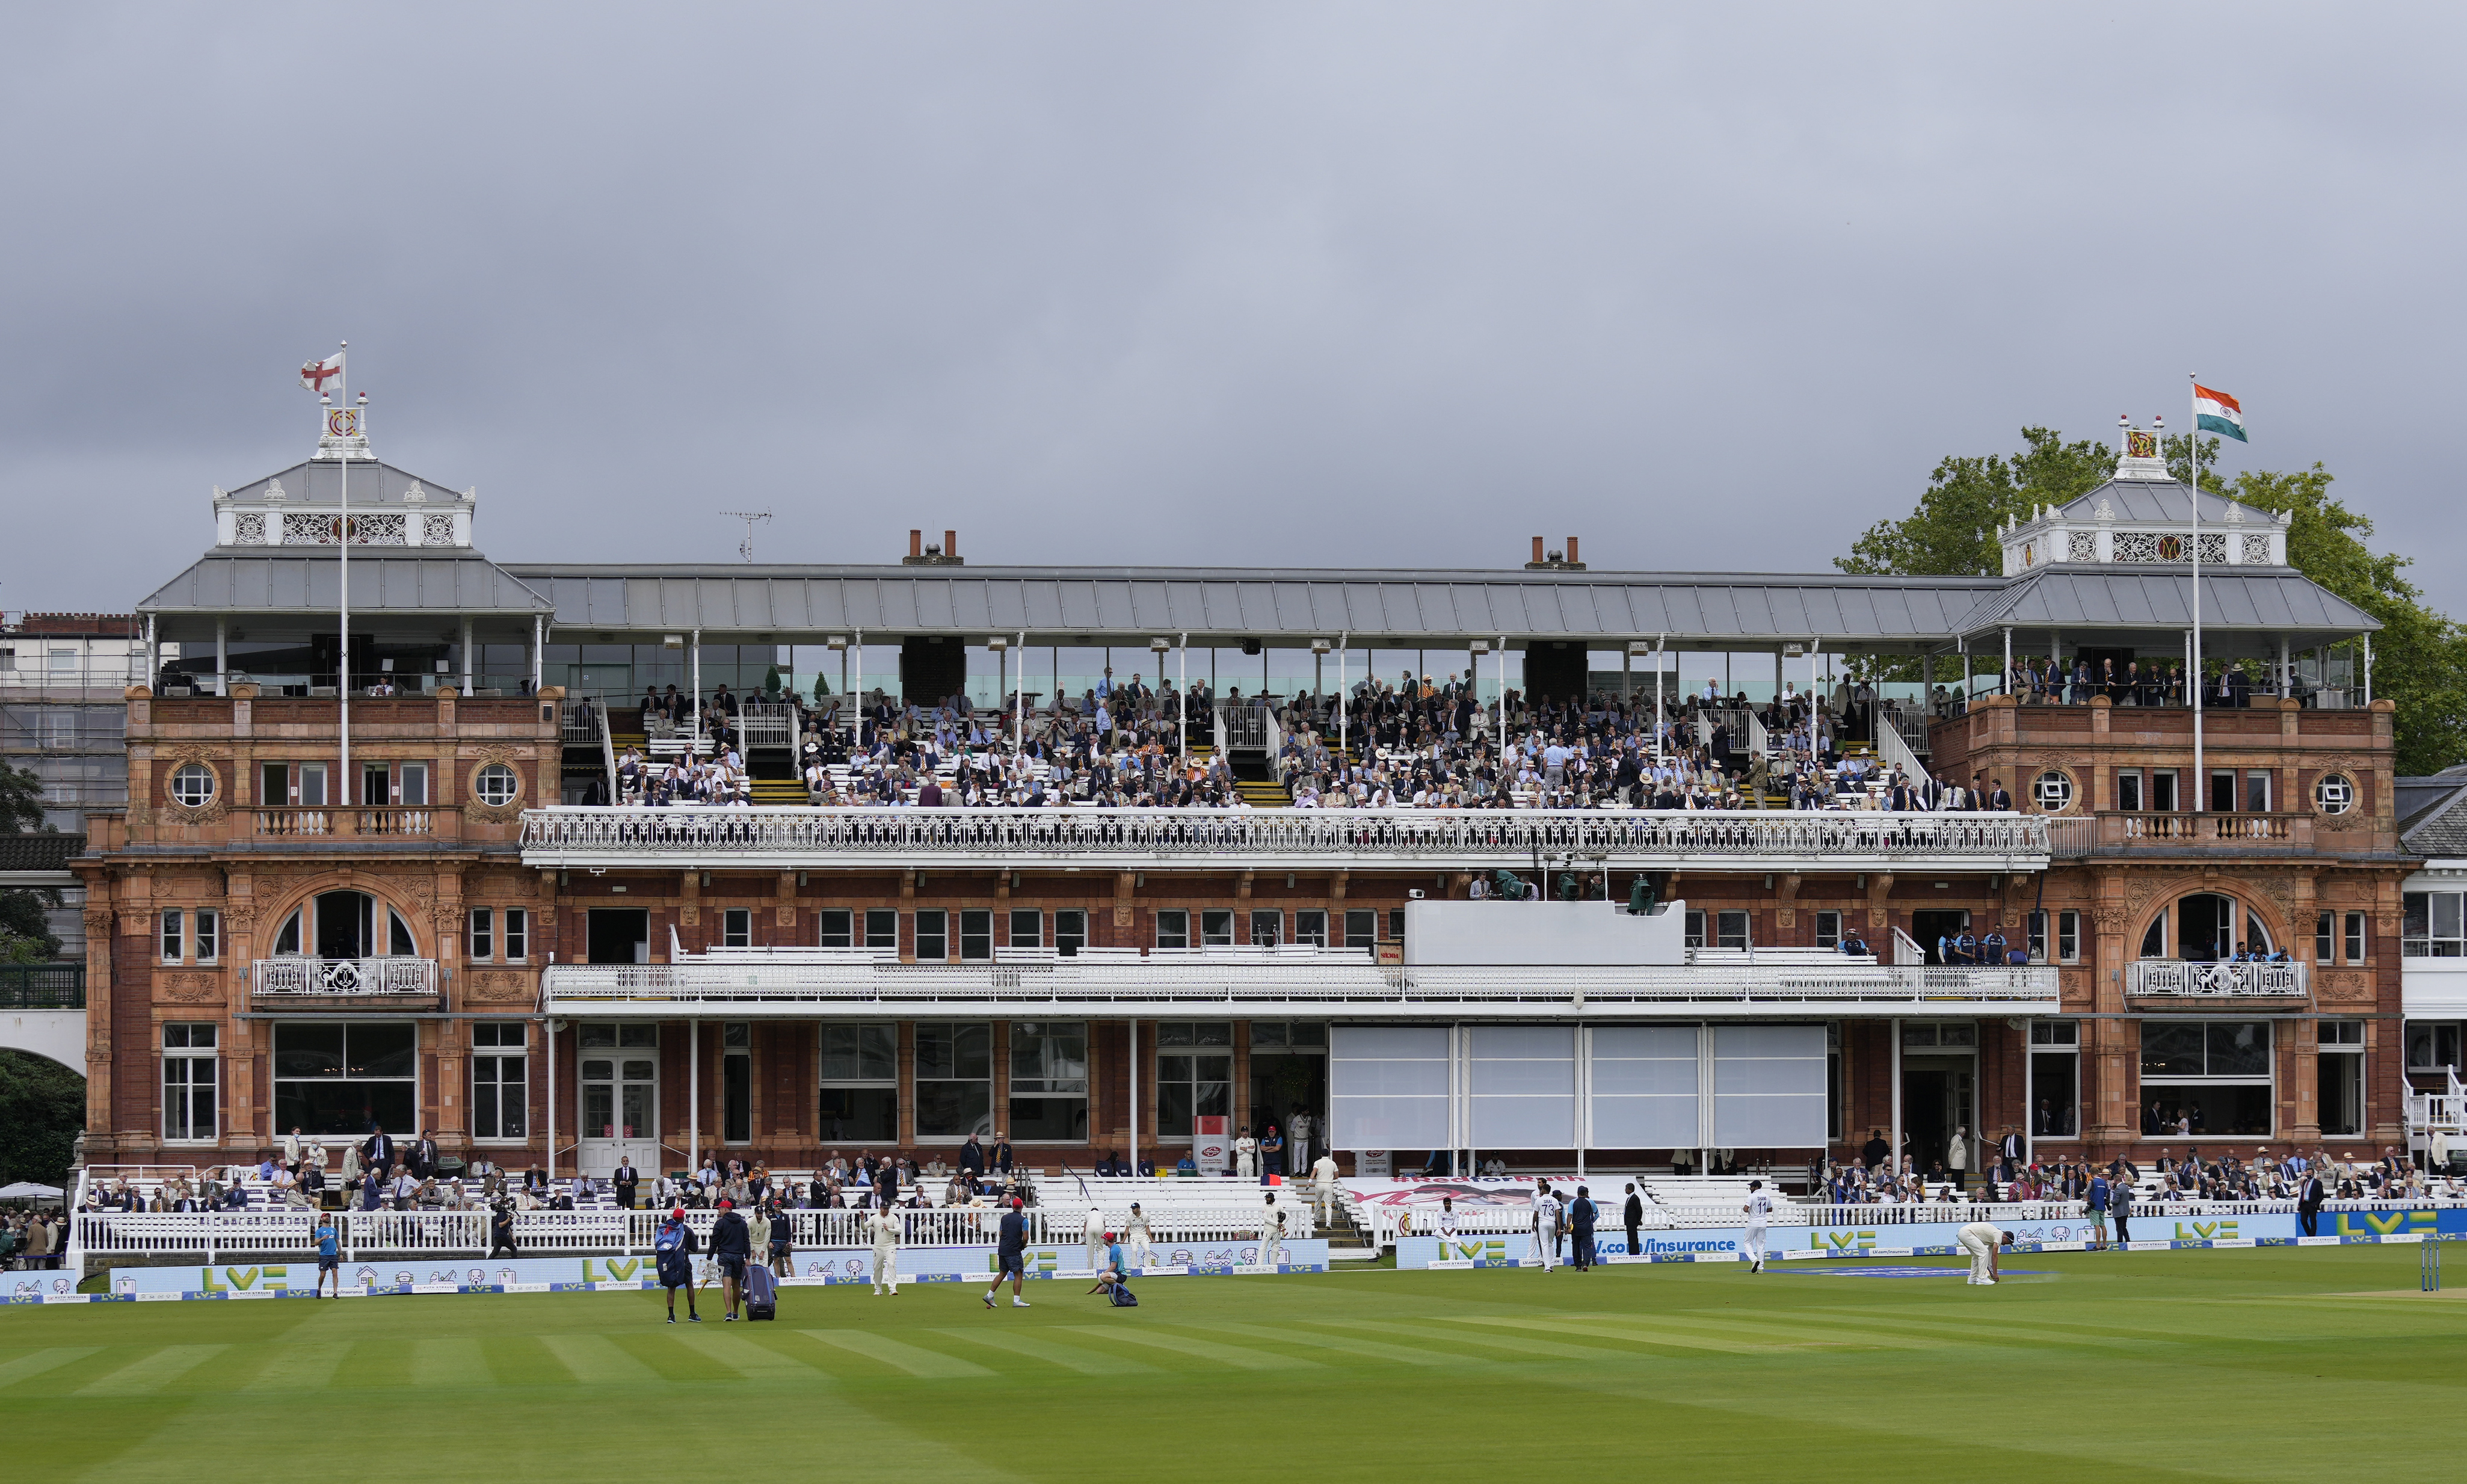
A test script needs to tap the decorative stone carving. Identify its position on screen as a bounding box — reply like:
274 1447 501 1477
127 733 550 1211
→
464 971 534 1003
161 973 221 1003
775 903 796 927
156 745 230 825
232 511 266 544
2241 532 2272 564
2068 531 2097 562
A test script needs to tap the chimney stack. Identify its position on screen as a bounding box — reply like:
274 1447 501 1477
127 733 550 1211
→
944 529 958 559
1531 537 1545 565
1566 537 1580 567
908 529 923 559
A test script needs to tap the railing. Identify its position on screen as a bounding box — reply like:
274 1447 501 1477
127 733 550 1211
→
560 708 602 744
543 955 2059 1011
0 962 84 1009
1218 704 1267 752
2113 811 2307 846
250 957 441 996
254 808 331 836
2047 815 2096 857
2126 960 2309 997
739 702 798 749
354 808 433 836
1743 706 1771 758
519 805 2053 869
1874 707 1927 782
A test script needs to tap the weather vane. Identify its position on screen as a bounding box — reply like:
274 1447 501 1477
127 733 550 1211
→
722 510 772 563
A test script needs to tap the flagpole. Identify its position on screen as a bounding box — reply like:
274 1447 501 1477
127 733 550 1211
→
337 341 351 811
2188 373 2201 816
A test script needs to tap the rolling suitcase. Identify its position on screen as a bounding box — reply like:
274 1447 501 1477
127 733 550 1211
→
745 1261 777 1320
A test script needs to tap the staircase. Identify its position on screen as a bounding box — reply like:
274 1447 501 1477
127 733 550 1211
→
1231 755 1289 807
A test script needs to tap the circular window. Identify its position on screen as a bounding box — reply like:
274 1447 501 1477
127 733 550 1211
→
2033 769 2074 812
473 763 522 807
168 763 217 808
2315 774 2355 814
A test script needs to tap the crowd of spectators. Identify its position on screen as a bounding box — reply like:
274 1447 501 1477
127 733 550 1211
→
1 1208 64 1269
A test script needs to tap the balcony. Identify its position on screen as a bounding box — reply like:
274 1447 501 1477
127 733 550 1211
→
2048 811 2317 859
250 957 440 1003
0 962 84 1010
540 947 2059 1019
519 805 2051 874
2125 959 2308 1000
248 807 454 841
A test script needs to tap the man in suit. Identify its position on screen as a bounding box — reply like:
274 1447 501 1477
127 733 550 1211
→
1622 1182 1644 1260
1988 778 2013 811
959 1133 987 1182
1997 1127 2024 1167
991 1131 1014 1175
613 1156 640 1210
407 1129 439 1181
362 1127 396 1184
2297 1166 2327 1237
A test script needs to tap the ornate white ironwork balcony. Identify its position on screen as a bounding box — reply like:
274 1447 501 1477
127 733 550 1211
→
250 957 440 996
519 806 2051 873
2125 960 2308 997
539 950 2059 1018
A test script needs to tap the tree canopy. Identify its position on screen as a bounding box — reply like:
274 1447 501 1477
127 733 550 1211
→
1840 428 2467 775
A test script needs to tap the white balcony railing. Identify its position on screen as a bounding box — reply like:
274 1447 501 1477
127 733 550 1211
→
519 805 2051 872
251 957 440 996
541 952 2058 1016
2126 960 2308 997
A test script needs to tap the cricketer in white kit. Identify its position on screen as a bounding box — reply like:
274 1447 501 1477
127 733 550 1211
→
1957 1222 2015 1285
870 1207 902 1295
1527 1187 1559 1272
1740 1180 1774 1273
1125 1201 1157 1270
1083 1204 1110 1275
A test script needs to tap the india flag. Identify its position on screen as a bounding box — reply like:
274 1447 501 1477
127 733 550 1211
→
2193 383 2247 443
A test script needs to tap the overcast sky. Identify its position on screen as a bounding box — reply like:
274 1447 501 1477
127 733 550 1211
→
4 5 2461 617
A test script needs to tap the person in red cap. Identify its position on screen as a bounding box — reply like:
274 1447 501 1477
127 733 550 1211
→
653 1206 699 1323
710 1196 753 1320
983 1195 1031 1309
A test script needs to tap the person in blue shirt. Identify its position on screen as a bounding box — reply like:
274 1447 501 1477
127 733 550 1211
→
1174 1151 1198 1177
313 1215 341 1298
983 1198 1032 1310
2086 1172 2111 1252
653 1207 700 1324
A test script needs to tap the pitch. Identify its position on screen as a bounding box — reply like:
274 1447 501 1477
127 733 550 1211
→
3 1246 2456 1481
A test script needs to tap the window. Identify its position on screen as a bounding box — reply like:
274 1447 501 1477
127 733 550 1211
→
362 762 391 807
1251 909 1282 947
2404 892 2465 957
1154 910 1189 950
2140 908 2167 959
914 1021 993 1138
2318 1020 2365 1138
1343 908 1376 950
1155 1022 1233 1139
2137 1020 2273 1138
468 907 494 961
195 909 219 964
2345 912 2368 964
2317 911 2335 964
1684 909 1706 948
864 910 898 950
959 909 993 961
1716 910 1751 950
1008 909 1042 950
722 1021 752 1143
2407 1021 2462 1073
1827 1022 1844 1141
2027 910 2047 961
398 763 430 807
2032 770 2074 811
914 909 948 962
2245 771 2272 813
48 648 75 673
274 1021 417 1135
818 1023 898 1142
1055 910 1087 957
2029 1020 2080 1139
817 908 853 948
1009 1021 1089 1141
168 763 216 808
722 908 753 949
160 908 183 964
2150 769 2179 813
1901 1021 1978 1050
502 908 526 961
1249 1020 1325 1049
1294 909 1328 947
471 1023 528 1140
260 762 291 805
297 763 328 806
2059 910 2081 963
162 1023 217 1142
2115 769 2143 812
1201 910 1235 947
473 762 520 807
1388 908 1405 943
2315 774 2355 814
579 1024 657 1144
1816 910 1842 950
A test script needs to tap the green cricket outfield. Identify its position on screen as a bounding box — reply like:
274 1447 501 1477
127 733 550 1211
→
3 1247 2457 1481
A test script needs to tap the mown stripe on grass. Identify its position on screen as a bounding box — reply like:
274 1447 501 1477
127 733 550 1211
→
1585 1313 1947 1350
1790 1309 2176 1350
73 1344 229 1397
932 1329 1164 1375
799 1329 996 1378
239 1340 351 1392
1209 1320 1474 1367
1442 1315 1775 1355
541 1333 662 1385
410 1337 487 1390
671 1327 829 1381
1325 1318 1666 1361
0 1348 101 1391
1059 1325 1327 1370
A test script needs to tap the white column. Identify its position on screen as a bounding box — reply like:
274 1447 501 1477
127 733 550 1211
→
1889 1018 1902 1185
546 1018 558 1185
531 615 544 694
1129 1020 1140 1174
2023 1019 2034 1169
689 1019 700 1174
461 618 473 692
852 629 863 746
215 617 227 697
1178 634 1189 766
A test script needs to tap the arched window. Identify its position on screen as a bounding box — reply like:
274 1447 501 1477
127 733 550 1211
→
271 891 419 959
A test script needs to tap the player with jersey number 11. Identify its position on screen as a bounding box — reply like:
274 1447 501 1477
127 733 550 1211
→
1741 1180 1773 1273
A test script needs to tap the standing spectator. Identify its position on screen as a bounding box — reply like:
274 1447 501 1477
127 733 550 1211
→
407 1129 439 1180
1261 1124 1286 1183
2297 1165 2326 1237
1947 1123 1970 1192
1234 1126 1259 1181
362 1126 396 1185
991 1131 1015 1177
2110 1179 2134 1246
613 1155 639 1211
1288 1110 1315 1180
1622 1182 1644 1259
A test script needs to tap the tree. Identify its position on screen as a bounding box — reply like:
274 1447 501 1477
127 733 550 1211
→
0 761 60 959
0 1049 85 1192
0 759 46 834
1837 428 2117 579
